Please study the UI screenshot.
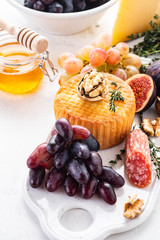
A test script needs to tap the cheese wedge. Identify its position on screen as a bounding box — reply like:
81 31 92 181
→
54 73 135 149
112 0 160 45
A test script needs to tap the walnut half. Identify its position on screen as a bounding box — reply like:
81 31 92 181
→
141 118 154 136
154 117 160 137
123 195 144 219
78 70 109 101
141 118 160 137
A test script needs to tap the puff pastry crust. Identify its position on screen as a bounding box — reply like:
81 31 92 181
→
54 73 135 149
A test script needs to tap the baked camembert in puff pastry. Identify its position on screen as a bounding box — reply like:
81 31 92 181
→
54 70 135 149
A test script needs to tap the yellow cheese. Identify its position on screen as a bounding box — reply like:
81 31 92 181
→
112 0 160 45
54 73 135 150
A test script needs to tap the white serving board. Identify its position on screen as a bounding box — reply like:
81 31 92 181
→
23 58 160 240
23 110 160 240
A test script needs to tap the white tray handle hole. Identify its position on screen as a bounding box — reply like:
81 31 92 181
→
60 208 93 232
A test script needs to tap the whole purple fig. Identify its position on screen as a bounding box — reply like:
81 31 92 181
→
147 60 160 97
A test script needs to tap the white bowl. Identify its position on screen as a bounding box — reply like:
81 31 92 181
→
7 0 118 35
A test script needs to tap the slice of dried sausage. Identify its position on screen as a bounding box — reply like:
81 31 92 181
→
125 129 152 188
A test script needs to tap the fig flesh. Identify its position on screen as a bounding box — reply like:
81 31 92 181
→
146 60 160 97
126 74 157 113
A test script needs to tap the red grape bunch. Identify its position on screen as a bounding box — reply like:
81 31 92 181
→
27 118 125 205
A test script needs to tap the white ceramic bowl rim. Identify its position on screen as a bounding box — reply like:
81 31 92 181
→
7 0 118 19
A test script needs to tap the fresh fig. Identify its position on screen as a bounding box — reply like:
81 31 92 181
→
146 60 160 97
126 74 157 113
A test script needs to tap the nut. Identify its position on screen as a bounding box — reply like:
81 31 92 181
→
78 70 109 101
154 117 160 137
123 195 144 219
151 119 157 126
155 96 160 115
141 118 160 137
141 118 154 136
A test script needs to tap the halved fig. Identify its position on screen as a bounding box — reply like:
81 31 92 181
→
126 74 157 113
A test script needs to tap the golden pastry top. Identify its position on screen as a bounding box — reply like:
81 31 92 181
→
54 72 135 123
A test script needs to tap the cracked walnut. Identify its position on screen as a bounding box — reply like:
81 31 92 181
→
141 117 160 137
123 195 144 219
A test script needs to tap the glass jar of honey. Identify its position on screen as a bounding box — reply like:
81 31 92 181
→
0 30 56 94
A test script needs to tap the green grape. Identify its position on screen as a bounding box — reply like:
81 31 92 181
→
106 48 121 65
80 65 94 74
58 73 75 85
89 47 107 67
125 65 139 78
115 42 129 57
58 52 75 68
122 53 142 69
76 45 94 63
92 33 112 51
112 68 127 80
63 57 83 74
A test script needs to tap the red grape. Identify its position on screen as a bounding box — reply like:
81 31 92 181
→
51 128 58 136
67 158 90 184
86 151 102 176
70 140 90 159
64 175 78 196
25 0 36 8
46 167 66 192
82 134 100 152
27 143 52 169
41 0 54 4
47 133 66 155
33 1 45 11
48 2 63 13
54 148 70 169
73 0 86 11
72 125 90 140
55 118 73 141
81 176 98 199
29 166 45 188
98 181 117 205
42 157 54 170
60 0 74 13
99 166 125 188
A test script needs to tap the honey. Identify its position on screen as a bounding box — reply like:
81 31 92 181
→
0 41 44 94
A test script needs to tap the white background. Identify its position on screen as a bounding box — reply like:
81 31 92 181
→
0 0 160 239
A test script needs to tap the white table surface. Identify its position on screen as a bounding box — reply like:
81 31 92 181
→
0 1 160 239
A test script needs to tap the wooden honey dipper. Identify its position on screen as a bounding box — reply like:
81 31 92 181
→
0 18 48 54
